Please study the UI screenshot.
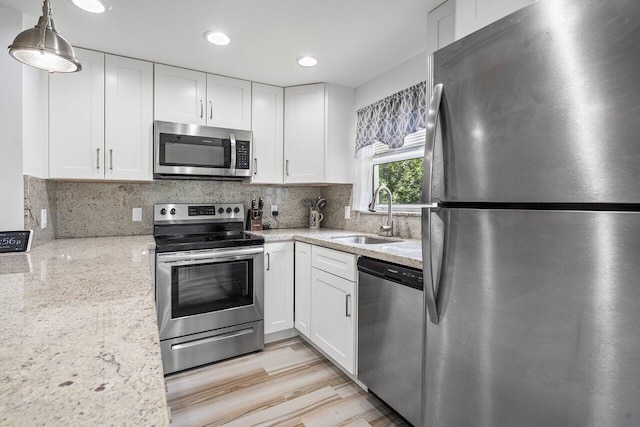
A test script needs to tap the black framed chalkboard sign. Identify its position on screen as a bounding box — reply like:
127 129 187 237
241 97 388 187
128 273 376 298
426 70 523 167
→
0 230 33 253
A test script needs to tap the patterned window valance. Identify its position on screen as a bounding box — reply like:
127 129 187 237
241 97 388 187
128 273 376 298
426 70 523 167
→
355 81 427 153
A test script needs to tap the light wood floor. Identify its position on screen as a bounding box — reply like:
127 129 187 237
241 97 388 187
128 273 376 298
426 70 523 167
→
166 337 410 427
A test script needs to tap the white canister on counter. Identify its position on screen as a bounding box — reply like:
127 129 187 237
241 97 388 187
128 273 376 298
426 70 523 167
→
309 209 323 228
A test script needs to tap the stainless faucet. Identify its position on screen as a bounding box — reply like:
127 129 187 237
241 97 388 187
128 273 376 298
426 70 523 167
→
368 185 394 237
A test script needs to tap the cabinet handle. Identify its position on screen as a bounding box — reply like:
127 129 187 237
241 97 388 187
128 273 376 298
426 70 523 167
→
200 100 203 118
286 160 289 176
266 253 270 271
254 158 257 175
109 149 113 171
96 148 100 170
345 293 351 317
209 101 213 119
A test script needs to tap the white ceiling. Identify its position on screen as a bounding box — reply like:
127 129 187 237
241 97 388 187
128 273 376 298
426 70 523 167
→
0 0 441 88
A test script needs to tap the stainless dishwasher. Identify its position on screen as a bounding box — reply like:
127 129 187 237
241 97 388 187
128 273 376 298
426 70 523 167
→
357 256 423 427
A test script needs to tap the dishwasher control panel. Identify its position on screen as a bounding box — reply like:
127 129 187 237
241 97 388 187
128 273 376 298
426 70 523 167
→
357 256 423 290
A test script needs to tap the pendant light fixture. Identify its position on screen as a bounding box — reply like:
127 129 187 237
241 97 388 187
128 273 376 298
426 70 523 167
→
7 0 82 73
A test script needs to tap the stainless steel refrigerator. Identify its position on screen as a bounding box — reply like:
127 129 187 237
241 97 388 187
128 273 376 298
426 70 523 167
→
421 0 640 426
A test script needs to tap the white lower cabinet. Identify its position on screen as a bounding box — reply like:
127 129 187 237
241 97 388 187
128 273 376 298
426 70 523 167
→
311 268 356 374
264 242 294 334
293 244 358 375
294 242 312 337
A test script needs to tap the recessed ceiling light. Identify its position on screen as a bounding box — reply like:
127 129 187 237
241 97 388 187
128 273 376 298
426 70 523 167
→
204 31 231 46
69 0 113 13
296 56 318 67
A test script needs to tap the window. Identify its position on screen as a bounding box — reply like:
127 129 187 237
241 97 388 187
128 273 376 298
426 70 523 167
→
371 129 425 212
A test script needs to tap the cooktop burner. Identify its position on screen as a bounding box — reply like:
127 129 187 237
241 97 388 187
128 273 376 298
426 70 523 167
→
153 203 264 253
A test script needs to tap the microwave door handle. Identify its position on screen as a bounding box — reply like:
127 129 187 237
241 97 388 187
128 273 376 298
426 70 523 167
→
230 133 237 174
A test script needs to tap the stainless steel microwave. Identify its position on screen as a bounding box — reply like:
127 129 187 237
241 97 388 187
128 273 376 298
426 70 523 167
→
154 121 252 179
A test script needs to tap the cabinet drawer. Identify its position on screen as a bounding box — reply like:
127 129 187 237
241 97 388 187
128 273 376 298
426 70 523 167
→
312 246 356 282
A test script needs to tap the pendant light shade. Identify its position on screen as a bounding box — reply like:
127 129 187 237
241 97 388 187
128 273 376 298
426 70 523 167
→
7 0 81 73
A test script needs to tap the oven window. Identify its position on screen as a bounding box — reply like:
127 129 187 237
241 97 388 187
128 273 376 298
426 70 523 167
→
159 133 231 168
171 259 253 318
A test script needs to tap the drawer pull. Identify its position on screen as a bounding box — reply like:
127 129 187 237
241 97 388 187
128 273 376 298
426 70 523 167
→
171 327 254 350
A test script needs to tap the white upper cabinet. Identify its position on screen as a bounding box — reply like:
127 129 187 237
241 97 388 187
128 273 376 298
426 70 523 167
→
284 83 325 183
427 0 456 54
154 64 207 125
251 83 283 184
207 74 251 130
155 64 251 130
50 49 153 181
105 55 153 181
284 83 355 184
455 0 536 39
50 48 104 180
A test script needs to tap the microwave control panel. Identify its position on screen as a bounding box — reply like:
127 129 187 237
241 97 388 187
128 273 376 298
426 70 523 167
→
236 140 250 169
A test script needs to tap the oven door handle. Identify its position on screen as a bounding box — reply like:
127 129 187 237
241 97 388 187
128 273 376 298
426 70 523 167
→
157 246 263 264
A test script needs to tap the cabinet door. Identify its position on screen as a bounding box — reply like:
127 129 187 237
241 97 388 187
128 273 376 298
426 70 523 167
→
50 48 104 179
294 242 312 338
455 0 535 39
154 64 206 125
311 268 356 374
264 242 294 335
206 74 252 130
284 83 325 183
251 83 284 184
105 55 153 181
427 0 456 54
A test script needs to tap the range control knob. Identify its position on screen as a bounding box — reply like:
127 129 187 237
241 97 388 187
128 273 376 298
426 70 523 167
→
226 207 232 214
218 207 224 214
160 208 167 215
234 207 240 214
170 208 176 215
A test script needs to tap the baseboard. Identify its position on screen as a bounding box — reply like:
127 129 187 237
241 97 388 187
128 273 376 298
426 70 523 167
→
265 328 299 344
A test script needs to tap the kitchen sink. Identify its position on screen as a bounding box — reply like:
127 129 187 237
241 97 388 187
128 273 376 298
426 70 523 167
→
331 236 403 245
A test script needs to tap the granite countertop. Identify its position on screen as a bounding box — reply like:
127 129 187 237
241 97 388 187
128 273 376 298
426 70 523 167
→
251 228 422 269
0 236 169 426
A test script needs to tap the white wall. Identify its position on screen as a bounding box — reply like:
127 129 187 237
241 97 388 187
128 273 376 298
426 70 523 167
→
0 8 25 229
22 13 49 179
354 51 427 111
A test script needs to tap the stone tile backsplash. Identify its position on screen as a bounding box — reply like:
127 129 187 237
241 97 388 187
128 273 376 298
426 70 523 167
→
23 175 57 248
23 177 421 241
54 179 326 238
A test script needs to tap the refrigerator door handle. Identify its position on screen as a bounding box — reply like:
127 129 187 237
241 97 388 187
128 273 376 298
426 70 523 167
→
422 83 446 325
423 207 441 324
421 83 444 206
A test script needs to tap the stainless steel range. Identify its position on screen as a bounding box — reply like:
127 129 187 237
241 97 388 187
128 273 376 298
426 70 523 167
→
154 203 265 375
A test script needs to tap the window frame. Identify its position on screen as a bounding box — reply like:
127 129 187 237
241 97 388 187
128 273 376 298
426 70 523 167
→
371 129 425 213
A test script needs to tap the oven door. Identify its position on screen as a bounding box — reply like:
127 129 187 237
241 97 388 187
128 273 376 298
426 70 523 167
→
156 246 264 340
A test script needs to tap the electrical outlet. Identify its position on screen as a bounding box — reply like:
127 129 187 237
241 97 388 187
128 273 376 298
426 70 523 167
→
344 206 351 219
271 205 279 216
132 208 142 222
41 208 47 229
